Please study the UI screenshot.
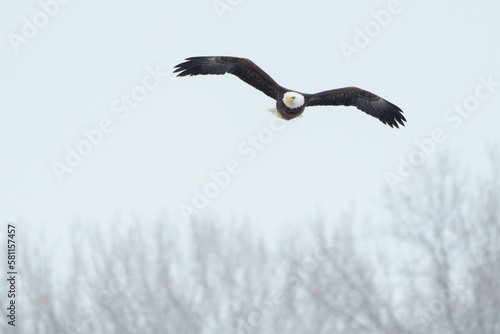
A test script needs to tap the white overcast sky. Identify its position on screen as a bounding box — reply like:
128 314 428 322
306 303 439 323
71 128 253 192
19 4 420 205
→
1 0 499 235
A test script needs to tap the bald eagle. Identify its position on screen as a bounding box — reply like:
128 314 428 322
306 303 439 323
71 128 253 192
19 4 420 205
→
174 56 406 128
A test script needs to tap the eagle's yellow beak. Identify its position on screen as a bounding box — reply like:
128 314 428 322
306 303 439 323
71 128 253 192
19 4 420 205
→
285 96 294 104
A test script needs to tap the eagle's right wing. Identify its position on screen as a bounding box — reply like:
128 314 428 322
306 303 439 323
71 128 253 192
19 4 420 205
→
174 56 281 100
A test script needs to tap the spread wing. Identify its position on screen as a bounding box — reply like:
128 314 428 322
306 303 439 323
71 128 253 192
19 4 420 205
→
174 56 281 100
306 87 406 128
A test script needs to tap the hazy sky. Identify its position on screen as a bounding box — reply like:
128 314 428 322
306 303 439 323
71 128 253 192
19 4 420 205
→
1 0 499 234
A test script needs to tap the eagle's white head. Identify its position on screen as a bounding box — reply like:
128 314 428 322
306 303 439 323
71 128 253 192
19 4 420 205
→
283 91 305 109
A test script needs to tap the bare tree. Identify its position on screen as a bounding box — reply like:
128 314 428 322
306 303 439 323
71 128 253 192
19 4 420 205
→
9 151 500 333
386 151 500 333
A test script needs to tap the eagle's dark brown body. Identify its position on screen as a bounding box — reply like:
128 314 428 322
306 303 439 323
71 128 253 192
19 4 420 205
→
275 90 306 120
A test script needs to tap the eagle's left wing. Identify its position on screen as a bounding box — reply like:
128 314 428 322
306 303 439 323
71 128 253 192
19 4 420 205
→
305 87 406 128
